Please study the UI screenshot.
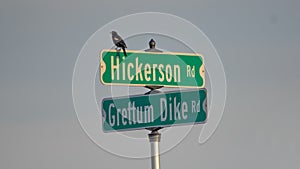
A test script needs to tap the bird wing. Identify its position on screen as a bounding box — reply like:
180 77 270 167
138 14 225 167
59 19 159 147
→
112 36 120 44
113 36 120 41
119 40 127 48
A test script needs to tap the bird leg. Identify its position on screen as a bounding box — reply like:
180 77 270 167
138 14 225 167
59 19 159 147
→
115 47 121 58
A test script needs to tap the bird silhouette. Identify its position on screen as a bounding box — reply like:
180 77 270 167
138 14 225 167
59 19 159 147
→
111 31 127 56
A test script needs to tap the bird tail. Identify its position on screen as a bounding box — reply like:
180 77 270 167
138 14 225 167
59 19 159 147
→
122 47 127 56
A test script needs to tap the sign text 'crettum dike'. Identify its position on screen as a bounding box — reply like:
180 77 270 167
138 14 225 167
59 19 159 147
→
102 89 207 132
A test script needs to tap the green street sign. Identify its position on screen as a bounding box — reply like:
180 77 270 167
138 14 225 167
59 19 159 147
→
102 89 207 132
100 50 205 88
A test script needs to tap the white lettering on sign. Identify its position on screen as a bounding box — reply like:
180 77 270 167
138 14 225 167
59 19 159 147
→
108 101 154 127
111 56 181 83
187 65 195 78
106 96 203 128
159 97 189 122
108 103 115 126
191 100 201 113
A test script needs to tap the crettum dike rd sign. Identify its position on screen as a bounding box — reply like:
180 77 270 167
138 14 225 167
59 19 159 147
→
100 50 205 88
102 89 207 132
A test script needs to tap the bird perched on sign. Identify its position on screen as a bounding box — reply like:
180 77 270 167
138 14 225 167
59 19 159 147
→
111 31 127 56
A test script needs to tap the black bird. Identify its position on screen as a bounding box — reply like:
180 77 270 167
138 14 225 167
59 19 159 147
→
111 31 127 56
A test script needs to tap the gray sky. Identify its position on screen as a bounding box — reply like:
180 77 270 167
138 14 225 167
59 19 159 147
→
0 0 299 169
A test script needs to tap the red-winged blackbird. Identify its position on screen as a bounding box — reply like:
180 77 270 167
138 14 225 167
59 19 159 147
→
111 31 127 56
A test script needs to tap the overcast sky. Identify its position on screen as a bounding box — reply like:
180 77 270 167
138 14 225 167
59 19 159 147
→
0 0 299 169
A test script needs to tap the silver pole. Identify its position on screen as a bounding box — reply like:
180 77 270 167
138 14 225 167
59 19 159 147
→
146 39 162 169
148 131 161 169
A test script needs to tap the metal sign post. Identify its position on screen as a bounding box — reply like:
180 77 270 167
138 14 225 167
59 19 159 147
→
148 130 161 169
145 42 162 169
145 39 163 169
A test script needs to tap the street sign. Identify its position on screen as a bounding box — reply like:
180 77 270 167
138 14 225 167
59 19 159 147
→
100 49 205 88
102 89 207 132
